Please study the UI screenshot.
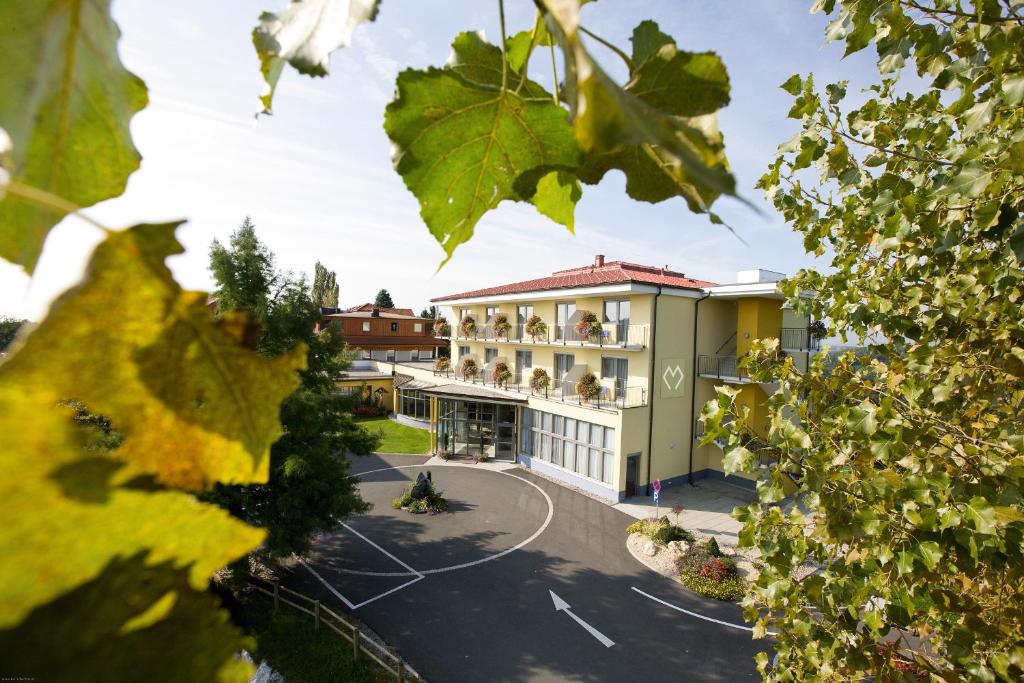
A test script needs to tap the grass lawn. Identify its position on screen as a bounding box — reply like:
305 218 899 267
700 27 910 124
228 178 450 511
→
356 415 431 454
236 591 390 683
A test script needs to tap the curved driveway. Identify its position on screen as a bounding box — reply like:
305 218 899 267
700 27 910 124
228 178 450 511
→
285 454 767 682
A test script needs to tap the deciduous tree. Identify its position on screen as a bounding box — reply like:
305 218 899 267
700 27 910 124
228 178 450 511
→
703 2 1024 680
206 219 378 559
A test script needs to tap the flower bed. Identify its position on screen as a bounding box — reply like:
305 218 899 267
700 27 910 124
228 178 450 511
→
627 516 694 545
677 537 746 601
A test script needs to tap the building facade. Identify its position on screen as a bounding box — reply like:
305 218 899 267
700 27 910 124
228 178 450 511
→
320 304 445 362
362 257 816 502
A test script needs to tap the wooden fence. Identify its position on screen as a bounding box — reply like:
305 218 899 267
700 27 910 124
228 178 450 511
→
246 575 425 682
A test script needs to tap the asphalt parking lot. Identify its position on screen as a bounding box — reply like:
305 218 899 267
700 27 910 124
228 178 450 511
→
280 453 768 682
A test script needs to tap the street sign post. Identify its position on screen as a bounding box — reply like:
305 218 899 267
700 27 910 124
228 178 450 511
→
652 479 662 516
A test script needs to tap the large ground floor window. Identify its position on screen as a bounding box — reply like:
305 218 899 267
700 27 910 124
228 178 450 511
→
397 388 430 420
519 409 616 485
436 398 516 461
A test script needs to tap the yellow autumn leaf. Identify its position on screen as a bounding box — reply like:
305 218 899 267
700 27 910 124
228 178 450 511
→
1 223 305 489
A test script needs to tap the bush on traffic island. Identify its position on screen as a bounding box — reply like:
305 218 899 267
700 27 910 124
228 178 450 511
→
391 471 448 513
627 516 694 546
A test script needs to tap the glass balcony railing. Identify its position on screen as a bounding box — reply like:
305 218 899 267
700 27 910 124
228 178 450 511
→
432 368 648 409
442 321 648 348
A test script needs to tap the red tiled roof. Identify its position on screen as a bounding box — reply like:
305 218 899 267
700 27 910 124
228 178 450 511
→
431 261 716 302
343 303 417 317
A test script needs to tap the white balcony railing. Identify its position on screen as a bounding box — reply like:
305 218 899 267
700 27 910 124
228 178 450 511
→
434 368 647 409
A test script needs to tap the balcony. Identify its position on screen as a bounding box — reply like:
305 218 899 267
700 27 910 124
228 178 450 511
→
440 321 649 350
696 355 753 383
432 368 648 410
780 327 821 352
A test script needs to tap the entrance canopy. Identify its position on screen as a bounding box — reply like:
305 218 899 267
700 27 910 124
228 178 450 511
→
420 383 528 405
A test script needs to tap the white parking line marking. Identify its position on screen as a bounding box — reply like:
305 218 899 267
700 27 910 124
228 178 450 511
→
298 524 424 610
631 587 777 635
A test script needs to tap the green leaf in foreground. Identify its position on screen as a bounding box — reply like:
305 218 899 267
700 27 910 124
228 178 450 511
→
538 6 735 211
253 0 381 114
0 0 148 272
384 32 579 264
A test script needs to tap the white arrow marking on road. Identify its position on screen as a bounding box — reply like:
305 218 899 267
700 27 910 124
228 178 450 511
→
549 590 615 648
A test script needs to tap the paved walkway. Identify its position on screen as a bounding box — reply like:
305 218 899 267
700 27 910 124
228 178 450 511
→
614 479 757 547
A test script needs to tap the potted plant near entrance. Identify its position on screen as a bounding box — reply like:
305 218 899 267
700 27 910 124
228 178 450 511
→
492 313 511 339
459 315 477 337
529 367 551 393
524 314 547 341
492 361 512 388
575 310 602 341
461 357 479 381
575 372 601 403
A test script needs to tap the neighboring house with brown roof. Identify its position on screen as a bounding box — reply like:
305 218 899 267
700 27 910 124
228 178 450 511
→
318 304 444 362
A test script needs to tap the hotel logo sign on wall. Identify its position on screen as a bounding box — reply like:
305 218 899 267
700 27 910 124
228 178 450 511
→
660 359 687 398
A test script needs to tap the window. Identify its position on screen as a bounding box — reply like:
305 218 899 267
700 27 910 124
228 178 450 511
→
411 349 420 360
601 356 628 400
556 302 576 340
514 350 532 383
554 353 574 386
486 306 498 320
362 321 370 332
604 300 631 344
459 345 470 358
397 388 430 420
414 322 423 332
603 299 631 324
519 408 616 486
517 304 534 324
386 349 396 361
485 347 498 364
360 349 370 359
391 322 399 332
460 308 470 319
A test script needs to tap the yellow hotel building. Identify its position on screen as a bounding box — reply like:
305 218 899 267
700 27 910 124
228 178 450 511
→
355 256 816 503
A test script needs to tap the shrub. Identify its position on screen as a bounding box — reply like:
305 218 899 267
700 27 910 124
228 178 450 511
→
679 570 745 601
529 367 551 391
627 516 694 545
575 372 601 401
460 357 478 379
459 315 476 336
677 537 745 602
574 310 602 339
491 313 511 338
524 314 547 339
492 361 512 387
391 474 448 513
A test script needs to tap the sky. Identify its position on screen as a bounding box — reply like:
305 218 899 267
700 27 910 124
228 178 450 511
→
0 0 883 321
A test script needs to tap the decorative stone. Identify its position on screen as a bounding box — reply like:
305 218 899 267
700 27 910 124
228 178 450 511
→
736 560 759 580
667 540 690 555
721 546 737 557
642 540 658 557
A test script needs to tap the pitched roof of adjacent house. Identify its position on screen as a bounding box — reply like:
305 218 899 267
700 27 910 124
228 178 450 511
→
344 303 417 317
431 257 716 302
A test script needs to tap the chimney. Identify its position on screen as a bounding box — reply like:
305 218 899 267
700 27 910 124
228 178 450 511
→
371 306 381 317
594 254 605 267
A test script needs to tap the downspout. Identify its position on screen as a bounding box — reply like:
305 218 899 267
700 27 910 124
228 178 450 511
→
688 291 712 485
645 286 662 496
